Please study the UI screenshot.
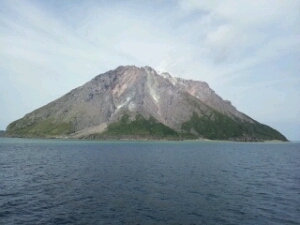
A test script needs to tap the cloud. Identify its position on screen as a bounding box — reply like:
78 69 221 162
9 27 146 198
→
215 0 299 26
180 0 299 26
179 0 221 12
178 0 300 64
204 24 237 63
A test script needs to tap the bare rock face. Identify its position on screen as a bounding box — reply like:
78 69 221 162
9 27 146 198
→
6 65 288 141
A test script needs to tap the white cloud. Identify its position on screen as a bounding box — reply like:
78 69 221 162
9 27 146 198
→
180 0 300 26
179 0 222 12
216 0 299 26
178 0 300 64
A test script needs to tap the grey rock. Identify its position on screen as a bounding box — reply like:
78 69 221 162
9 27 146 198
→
5 65 287 141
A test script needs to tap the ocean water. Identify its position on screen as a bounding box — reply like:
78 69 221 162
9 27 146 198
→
0 138 299 225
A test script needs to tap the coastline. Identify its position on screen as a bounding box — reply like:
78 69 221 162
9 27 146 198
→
1 135 288 143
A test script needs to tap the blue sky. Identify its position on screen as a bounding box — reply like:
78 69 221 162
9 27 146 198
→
0 0 299 140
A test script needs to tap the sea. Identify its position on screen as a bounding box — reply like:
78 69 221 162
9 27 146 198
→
0 138 299 225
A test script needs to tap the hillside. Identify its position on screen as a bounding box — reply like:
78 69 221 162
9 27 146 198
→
6 66 288 142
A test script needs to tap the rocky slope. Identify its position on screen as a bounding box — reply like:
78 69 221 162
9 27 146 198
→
6 66 288 141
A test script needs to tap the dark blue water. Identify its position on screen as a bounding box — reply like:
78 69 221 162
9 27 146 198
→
0 138 299 225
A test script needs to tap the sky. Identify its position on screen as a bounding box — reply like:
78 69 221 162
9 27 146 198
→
0 0 299 140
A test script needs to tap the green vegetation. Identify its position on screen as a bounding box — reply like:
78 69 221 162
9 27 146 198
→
88 114 196 140
101 114 178 138
6 111 287 142
6 118 74 137
181 112 288 141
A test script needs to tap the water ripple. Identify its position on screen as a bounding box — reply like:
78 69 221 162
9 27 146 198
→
0 139 299 224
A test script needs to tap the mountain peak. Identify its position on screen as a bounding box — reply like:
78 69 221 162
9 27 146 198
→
142 65 155 71
6 65 288 141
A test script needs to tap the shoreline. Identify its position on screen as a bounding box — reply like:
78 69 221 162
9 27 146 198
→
1 135 289 143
